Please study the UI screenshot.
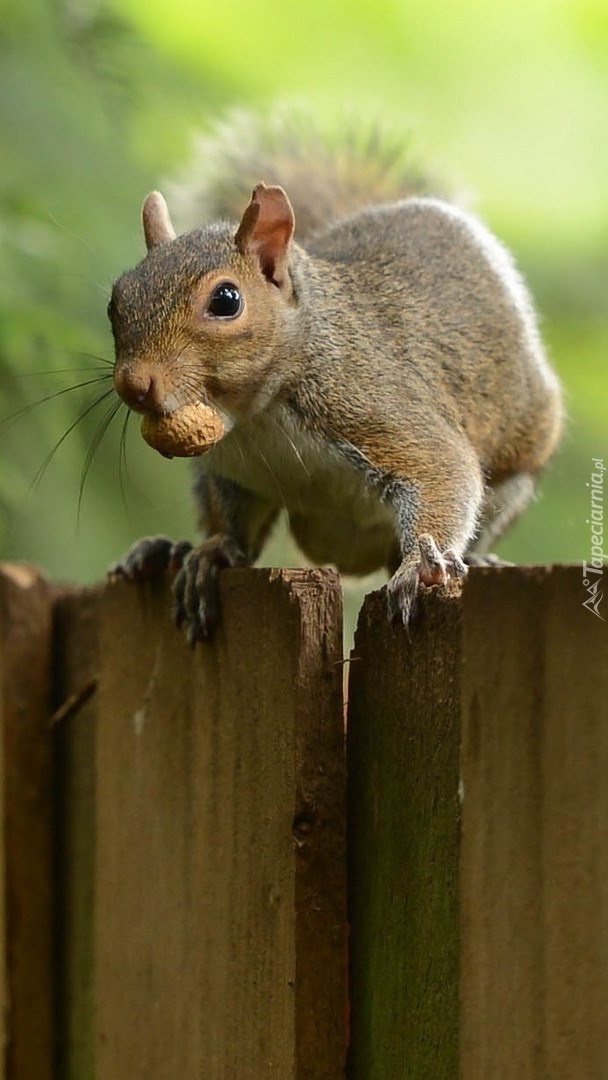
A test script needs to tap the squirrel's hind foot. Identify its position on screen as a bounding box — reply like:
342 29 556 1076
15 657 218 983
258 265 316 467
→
172 536 248 646
386 533 467 630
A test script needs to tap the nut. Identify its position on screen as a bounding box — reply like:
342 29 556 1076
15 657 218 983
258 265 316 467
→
141 402 226 458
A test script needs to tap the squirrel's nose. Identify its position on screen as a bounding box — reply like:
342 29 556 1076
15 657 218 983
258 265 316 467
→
113 365 163 414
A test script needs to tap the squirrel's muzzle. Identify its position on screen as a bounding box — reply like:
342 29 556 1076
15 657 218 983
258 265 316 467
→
113 364 165 415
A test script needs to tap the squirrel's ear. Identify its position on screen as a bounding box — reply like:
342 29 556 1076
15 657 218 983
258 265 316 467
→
142 191 177 250
234 183 295 287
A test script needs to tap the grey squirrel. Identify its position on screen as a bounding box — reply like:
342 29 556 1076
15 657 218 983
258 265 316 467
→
108 109 563 642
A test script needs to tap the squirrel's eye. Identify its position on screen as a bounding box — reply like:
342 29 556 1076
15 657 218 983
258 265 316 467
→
207 282 243 319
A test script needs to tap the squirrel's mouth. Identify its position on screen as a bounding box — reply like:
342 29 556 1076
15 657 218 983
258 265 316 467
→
140 401 227 459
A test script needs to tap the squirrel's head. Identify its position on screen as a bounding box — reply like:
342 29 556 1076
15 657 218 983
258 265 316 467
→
109 183 298 429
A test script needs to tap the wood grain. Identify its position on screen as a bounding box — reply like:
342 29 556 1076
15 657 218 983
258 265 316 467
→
3 559 601 1077
347 584 462 1079
460 565 608 1080
348 565 608 1079
53 587 100 1080
94 567 346 1079
0 565 54 1080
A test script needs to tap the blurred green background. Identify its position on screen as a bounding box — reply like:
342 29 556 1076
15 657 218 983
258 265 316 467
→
1 0 607 621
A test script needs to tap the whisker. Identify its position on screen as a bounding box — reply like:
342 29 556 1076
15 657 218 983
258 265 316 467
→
0 375 114 432
77 397 124 524
170 372 205 409
158 365 214 411
254 444 288 511
3 363 111 379
340 435 373 467
47 211 97 256
68 351 114 368
27 387 117 498
118 408 134 522
269 414 311 478
227 424 246 466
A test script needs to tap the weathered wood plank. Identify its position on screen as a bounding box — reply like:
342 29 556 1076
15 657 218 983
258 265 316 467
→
53 587 100 1080
347 585 462 1079
0 565 54 1080
94 567 346 1079
348 564 608 1079
460 565 608 1080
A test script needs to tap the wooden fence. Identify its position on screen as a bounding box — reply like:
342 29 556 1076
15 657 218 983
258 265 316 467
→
0 562 606 1078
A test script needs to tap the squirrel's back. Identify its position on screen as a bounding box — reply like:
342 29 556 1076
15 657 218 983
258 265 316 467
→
306 195 562 476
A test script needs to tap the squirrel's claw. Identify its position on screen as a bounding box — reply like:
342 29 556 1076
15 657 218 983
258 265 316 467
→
172 547 219 645
108 535 193 581
386 559 420 628
109 534 248 644
386 533 467 630
171 536 248 646
418 535 467 585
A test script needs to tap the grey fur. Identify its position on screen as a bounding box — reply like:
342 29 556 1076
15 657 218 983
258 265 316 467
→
110 118 562 641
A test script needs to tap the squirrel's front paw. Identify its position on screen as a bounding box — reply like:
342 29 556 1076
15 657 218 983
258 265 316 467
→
171 537 248 646
387 533 467 628
109 535 193 581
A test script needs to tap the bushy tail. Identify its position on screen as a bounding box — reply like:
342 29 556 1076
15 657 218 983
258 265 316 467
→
167 102 442 242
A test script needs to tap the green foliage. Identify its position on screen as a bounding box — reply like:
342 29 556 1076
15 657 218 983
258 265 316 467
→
1 0 606 583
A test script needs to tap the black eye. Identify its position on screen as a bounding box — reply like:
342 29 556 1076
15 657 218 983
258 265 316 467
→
207 282 243 319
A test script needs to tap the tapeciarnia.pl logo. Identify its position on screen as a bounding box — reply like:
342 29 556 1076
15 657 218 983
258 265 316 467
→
582 457 605 621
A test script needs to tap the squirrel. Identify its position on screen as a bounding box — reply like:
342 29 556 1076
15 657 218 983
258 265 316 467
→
108 108 563 643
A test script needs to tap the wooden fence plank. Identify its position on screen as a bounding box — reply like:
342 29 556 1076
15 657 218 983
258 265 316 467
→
348 565 608 1079
460 565 608 1080
0 565 54 1080
53 588 100 1080
94 567 346 1080
347 585 462 1079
